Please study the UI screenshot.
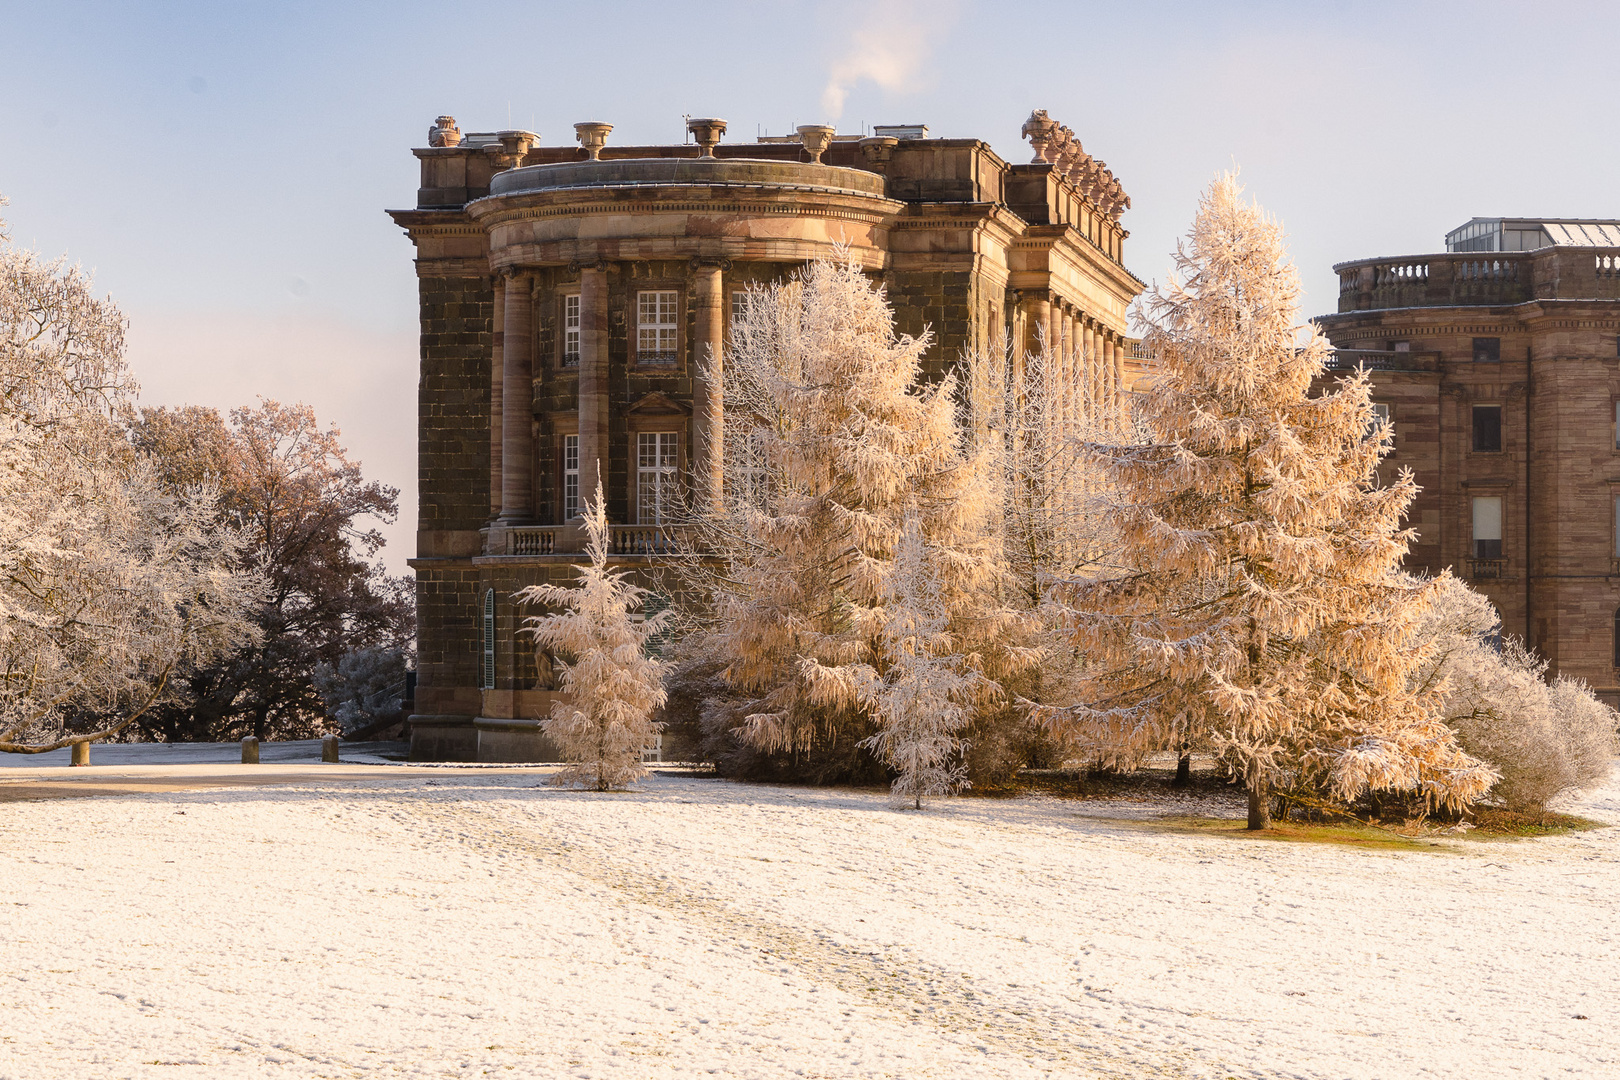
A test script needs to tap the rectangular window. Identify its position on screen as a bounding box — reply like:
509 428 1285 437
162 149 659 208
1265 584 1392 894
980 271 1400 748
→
481 589 495 690
1366 402 1392 442
1392 341 1411 353
562 294 580 367
1614 401 1620 451
1472 496 1503 559
731 290 752 328
1472 337 1501 363
737 427 769 509
1472 405 1502 452
563 434 580 519
637 290 679 364
1613 495 1620 558
637 432 679 524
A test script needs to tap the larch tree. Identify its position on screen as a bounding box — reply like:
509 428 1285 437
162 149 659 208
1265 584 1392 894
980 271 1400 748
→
518 481 669 791
0 194 262 754
858 513 977 807
1043 174 1496 828
694 254 1032 791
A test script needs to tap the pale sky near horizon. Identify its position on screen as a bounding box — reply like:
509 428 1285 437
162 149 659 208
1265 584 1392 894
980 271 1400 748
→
4 0 1617 574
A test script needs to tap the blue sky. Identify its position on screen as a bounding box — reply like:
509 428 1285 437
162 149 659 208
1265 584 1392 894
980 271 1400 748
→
4 0 1617 571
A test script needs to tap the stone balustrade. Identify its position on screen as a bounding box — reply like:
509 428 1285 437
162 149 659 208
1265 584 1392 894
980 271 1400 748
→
1335 248 1620 311
610 524 694 556
495 523 694 557
506 526 559 556
1322 349 1440 374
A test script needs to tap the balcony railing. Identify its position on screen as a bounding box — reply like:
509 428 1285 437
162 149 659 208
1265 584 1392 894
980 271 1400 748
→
1322 349 1440 374
498 523 696 557
1466 558 1506 580
506 527 559 555
610 524 693 555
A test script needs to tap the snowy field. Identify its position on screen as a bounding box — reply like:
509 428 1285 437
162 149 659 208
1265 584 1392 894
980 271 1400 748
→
2 753 1618 1079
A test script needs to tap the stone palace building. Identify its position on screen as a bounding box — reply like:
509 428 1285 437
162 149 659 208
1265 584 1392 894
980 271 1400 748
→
389 111 1145 761
1317 217 1620 703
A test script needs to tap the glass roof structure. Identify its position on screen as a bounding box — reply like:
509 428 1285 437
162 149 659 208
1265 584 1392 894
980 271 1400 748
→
1446 217 1620 253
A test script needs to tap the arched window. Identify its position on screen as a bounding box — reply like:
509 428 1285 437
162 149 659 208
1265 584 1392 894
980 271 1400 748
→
481 589 496 690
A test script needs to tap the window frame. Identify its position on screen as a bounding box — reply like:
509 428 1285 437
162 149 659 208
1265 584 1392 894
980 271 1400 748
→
635 430 682 525
634 288 682 368
1471 404 1503 453
1472 495 1504 560
481 589 496 690
560 292 581 368
563 433 580 520
1472 337 1502 363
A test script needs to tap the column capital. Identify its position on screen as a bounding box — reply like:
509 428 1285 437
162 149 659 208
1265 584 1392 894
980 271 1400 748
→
688 256 733 273
569 257 611 274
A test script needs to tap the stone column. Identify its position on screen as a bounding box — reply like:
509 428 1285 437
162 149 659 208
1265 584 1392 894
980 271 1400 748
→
1086 323 1102 417
577 262 610 510
1067 309 1083 423
489 275 505 518
1108 335 1121 424
1018 294 1050 376
1113 334 1128 420
1046 303 1065 417
497 270 533 522
690 259 727 511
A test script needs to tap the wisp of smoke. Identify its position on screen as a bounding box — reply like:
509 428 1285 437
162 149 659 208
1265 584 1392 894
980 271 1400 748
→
819 0 958 120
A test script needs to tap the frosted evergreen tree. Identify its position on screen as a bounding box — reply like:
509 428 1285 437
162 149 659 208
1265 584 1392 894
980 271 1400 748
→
518 481 668 790
1044 174 1495 828
696 255 1033 783
859 513 977 808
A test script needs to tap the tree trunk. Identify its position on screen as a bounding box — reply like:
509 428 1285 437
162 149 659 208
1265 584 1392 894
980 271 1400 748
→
1247 774 1271 830
1171 753 1192 788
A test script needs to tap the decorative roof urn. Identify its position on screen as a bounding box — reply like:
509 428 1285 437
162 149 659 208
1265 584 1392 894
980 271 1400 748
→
1021 109 1055 163
428 115 461 148
796 124 836 164
574 121 613 160
858 135 899 172
686 117 727 158
488 129 538 170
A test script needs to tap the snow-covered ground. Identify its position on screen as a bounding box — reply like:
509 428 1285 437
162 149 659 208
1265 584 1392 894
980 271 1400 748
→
2 755 1617 1079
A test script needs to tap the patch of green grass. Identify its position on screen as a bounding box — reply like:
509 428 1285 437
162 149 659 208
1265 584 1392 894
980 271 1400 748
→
1138 816 1453 852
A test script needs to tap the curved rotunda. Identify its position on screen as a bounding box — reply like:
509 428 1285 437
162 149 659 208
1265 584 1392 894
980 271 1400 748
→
388 113 1144 762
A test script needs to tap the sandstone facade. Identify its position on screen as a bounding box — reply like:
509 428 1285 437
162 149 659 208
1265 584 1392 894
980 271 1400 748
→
389 113 1145 761
1317 222 1620 702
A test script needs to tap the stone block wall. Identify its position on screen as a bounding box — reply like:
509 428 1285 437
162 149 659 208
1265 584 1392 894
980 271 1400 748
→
417 274 494 554
413 561 482 718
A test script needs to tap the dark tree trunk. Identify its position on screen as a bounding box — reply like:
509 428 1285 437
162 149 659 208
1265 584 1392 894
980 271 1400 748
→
1247 774 1271 830
1171 753 1192 788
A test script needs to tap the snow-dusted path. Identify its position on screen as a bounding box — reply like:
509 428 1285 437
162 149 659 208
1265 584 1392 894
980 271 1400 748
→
2 763 1618 1079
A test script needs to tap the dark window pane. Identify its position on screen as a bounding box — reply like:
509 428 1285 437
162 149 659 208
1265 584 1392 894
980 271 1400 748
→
1474 538 1502 559
1472 405 1502 452
1473 337 1501 362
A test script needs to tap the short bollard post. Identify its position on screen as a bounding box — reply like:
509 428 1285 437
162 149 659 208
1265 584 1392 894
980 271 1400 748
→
70 740 90 767
321 734 340 763
241 736 260 764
